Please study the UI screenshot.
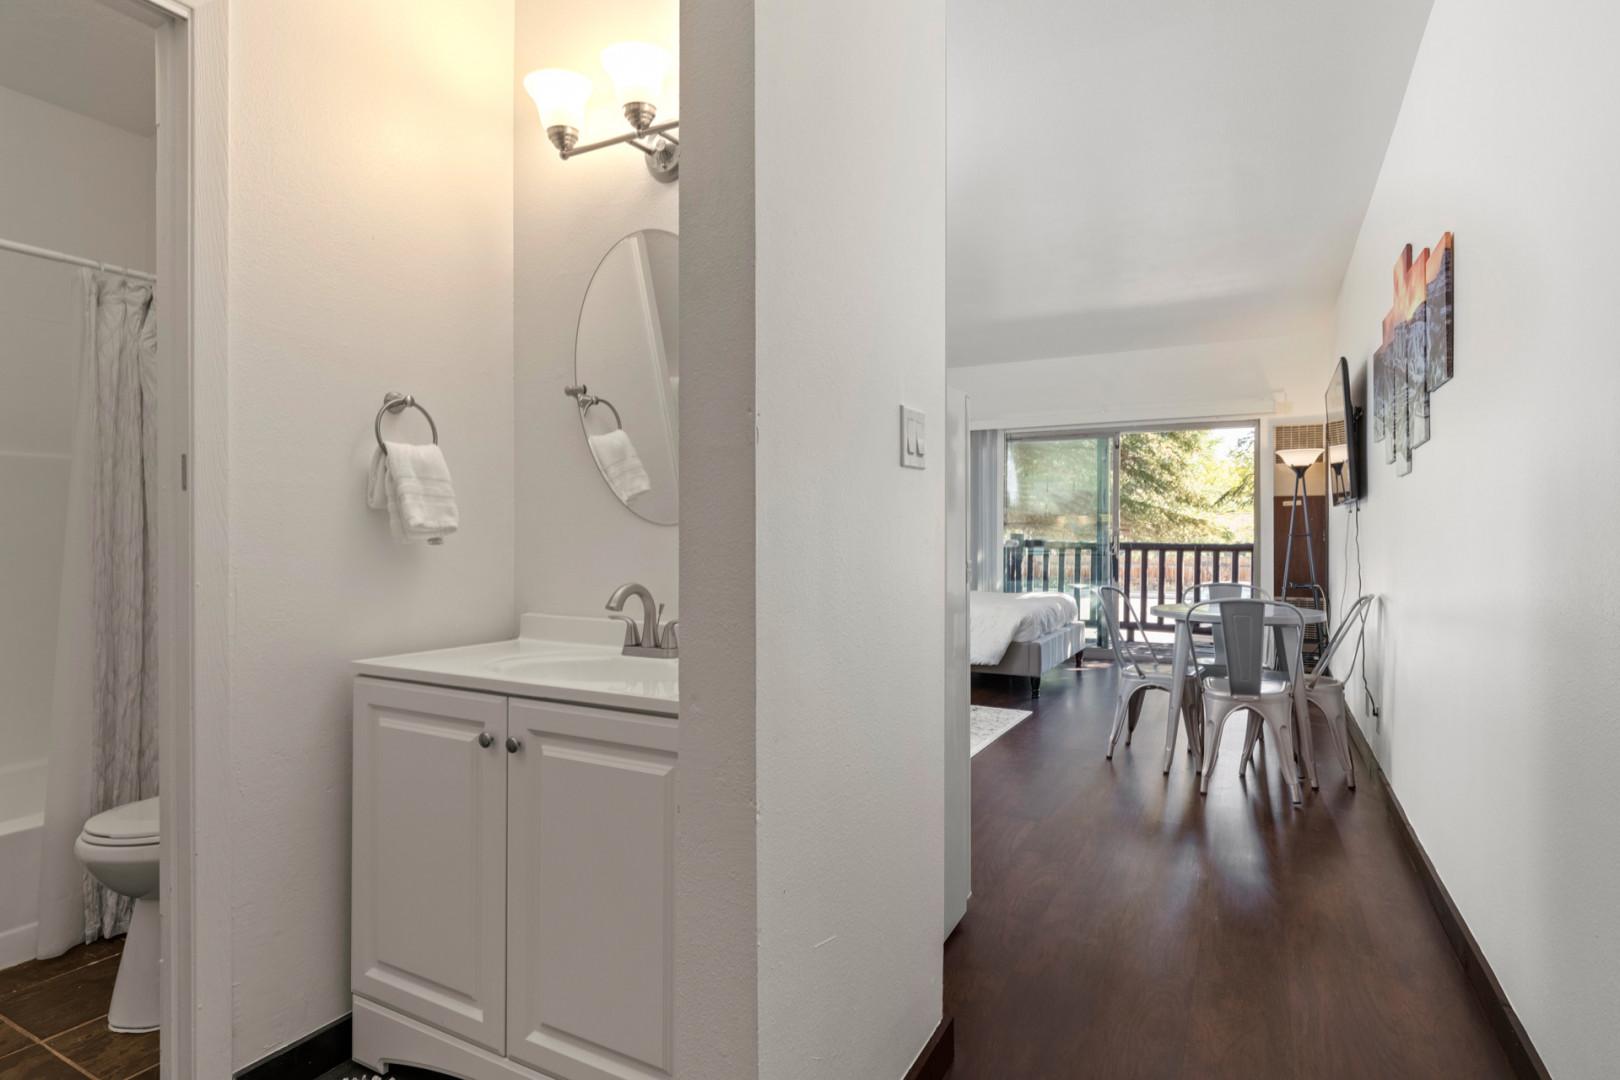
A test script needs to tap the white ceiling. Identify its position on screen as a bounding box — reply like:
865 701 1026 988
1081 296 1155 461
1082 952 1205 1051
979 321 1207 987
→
0 0 154 135
948 0 1434 366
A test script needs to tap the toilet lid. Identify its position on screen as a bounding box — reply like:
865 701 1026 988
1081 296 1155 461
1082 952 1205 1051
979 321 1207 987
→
83 797 159 843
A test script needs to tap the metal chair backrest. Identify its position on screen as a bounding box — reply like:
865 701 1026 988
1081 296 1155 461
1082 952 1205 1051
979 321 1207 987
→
1180 581 1272 604
1188 599 1302 697
1095 585 1164 676
1308 594 1375 687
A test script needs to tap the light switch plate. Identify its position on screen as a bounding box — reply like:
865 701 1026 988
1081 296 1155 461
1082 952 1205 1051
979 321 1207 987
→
900 406 926 469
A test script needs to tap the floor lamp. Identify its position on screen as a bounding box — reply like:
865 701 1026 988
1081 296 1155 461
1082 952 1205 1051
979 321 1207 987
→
1276 447 1323 596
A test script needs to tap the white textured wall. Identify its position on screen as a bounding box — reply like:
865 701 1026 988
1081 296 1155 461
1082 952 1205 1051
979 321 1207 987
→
0 84 154 778
514 0 678 619
1328 1 1620 1075
754 0 948 1075
945 329 1332 433
225 2 515 1066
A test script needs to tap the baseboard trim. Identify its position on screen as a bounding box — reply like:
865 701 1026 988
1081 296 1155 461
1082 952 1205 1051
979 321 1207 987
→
1345 717 1549 1080
235 1014 352 1080
903 1016 954 1080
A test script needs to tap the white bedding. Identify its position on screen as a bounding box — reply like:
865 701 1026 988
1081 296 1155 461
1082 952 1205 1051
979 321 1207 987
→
970 590 1079 665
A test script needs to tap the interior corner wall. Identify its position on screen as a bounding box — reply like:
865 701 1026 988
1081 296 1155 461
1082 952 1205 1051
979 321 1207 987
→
224 2 516 1066
514 0 679 620
753 0 948 1076
1328 1 1620 1074
674 0 757 1073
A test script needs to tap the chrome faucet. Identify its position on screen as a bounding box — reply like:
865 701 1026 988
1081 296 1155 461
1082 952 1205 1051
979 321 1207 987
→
606 583 679 658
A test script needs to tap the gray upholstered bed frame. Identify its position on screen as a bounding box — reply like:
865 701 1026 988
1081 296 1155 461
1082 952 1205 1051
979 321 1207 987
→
971 621 1087 697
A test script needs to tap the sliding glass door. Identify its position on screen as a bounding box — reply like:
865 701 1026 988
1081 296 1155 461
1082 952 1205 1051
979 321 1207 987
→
1004 433 1119 611
1003 423 1258 645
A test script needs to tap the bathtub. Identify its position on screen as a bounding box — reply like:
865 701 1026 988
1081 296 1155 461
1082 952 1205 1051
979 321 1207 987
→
0 758 45 971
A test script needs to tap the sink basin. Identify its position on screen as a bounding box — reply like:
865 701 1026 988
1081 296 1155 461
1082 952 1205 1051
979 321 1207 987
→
486 652 678 695
356 622 679 713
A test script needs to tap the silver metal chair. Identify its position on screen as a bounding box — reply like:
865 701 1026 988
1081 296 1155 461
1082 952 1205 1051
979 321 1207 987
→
1087 585 1165 666
1179 581 1272 603
1190 598 1306 805
1243 594 1374 790
1180 581 1273 668
1098 586 1200 760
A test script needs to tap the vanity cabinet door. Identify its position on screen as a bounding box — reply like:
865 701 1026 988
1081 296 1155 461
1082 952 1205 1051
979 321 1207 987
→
505 699 678 1080
352 678 508 1053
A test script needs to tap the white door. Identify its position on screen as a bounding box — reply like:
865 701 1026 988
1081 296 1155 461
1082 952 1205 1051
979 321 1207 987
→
506 699 677 1080
351 678 508 1052
944 389 972 935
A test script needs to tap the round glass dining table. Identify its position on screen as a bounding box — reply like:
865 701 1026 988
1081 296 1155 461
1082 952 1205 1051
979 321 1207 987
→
1148 600 1328 805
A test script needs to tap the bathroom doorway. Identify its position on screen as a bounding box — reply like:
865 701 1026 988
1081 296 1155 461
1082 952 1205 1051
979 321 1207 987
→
0 1 220 1076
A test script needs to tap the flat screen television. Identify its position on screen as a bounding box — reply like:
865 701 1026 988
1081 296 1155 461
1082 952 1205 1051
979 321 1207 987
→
1325 356 1364 505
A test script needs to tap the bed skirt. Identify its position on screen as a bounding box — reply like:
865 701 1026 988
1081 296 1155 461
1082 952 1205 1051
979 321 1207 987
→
971 621 1086 679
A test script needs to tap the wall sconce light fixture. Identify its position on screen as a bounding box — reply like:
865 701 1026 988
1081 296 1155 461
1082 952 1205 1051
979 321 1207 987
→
523 42 678 183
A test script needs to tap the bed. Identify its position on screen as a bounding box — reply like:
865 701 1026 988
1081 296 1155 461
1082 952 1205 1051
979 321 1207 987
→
970 590 1086 696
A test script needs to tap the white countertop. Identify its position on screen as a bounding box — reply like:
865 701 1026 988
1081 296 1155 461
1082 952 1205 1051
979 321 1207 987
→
355 614 678 716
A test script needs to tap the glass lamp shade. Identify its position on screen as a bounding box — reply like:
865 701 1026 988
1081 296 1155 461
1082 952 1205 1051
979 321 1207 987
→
601 42 671 125
523 69 592 149
1276 447 1324 470
1327 444 1348 465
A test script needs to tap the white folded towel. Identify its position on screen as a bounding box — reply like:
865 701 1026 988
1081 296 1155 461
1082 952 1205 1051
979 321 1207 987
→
588 429 652 504
368 441 459 544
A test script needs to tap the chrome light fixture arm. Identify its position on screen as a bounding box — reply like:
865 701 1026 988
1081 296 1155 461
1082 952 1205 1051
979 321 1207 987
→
549 120 679 183
556 119 679 159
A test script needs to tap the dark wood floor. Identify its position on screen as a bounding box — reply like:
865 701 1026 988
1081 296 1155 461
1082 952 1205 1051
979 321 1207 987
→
947 660 1518 1080
0 937 158 1080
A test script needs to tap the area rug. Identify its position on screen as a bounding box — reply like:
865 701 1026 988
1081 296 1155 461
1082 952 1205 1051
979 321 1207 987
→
971 705 1033 756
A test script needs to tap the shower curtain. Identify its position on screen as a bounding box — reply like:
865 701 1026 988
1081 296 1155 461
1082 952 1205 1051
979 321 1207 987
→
35 271 159 957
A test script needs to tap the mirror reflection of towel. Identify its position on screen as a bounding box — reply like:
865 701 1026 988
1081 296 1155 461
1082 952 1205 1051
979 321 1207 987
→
589 429 651 503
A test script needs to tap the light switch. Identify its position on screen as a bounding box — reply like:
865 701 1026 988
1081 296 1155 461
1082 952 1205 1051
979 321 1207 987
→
900 406 926 469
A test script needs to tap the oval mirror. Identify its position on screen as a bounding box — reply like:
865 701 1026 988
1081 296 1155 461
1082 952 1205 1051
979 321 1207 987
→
573 229 679 525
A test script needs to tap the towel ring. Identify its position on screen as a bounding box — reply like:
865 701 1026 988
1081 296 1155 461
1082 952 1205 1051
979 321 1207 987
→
563 384 623 431
375 391 438 452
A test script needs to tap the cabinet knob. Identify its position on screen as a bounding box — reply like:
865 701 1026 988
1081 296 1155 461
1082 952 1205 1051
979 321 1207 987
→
506 737 523 754
477 732 494 749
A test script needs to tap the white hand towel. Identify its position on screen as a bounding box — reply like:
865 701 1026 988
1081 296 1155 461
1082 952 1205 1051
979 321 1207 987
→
588 429 652 504
370 441 459 544
366 447 391 510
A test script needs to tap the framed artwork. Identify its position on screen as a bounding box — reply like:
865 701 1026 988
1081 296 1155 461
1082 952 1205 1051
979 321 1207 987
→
1373 232 1453 475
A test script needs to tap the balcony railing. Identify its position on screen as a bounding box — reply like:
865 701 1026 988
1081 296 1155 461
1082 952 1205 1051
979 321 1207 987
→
1003 537 1256 641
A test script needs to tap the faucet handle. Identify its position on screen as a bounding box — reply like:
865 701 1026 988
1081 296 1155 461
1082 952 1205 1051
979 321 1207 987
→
608 613 641 647
657 618 679 650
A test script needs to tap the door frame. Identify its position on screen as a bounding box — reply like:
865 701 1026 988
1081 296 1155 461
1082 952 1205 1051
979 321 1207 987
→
100 1 231 1076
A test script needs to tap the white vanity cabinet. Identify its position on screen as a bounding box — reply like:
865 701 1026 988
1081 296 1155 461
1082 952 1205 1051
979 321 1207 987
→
352 680 509 1052
352 675 678 1080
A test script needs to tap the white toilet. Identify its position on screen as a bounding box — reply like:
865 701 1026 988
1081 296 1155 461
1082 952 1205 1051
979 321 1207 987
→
74 796 160 1033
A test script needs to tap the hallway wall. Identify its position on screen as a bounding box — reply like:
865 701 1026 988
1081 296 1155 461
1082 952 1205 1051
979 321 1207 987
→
677 0 949 1075
1329 1 1620 1074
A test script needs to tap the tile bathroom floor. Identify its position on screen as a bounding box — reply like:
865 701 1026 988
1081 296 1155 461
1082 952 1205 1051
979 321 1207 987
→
0 937 158 1079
